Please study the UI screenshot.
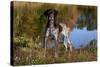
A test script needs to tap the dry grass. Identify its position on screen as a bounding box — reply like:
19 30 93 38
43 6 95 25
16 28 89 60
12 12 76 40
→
13 43 97 66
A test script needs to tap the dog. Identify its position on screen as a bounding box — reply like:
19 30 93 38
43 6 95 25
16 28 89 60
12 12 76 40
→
43 9 72 57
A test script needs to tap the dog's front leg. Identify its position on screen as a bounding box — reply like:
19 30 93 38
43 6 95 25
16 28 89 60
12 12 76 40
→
44 29 49 57
54 29 59 58
54 39 58 58
44 36 48 57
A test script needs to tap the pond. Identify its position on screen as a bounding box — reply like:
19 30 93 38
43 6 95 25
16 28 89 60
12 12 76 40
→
70 27 97 48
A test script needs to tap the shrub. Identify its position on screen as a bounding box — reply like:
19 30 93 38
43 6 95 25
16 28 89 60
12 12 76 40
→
13 36 31 48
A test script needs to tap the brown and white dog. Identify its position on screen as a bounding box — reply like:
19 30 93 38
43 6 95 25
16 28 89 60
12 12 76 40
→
43 9 72 57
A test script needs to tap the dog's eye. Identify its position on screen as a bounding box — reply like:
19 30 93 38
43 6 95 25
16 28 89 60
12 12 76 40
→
49 17 51 20
50 16 54 19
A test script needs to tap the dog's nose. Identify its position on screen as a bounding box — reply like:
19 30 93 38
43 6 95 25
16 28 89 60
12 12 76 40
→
49 35 55 40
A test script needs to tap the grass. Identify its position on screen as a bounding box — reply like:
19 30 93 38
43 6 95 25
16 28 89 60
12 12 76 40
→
13 40 97 66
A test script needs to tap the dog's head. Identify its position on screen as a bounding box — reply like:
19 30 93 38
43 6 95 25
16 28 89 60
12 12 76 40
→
44 9 58 28
44 9 58 17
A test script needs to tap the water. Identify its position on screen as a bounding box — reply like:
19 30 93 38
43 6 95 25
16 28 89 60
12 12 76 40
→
70 27 97 48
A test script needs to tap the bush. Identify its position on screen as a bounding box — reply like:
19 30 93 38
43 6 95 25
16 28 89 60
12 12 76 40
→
86 40 97 53
13 36 31 48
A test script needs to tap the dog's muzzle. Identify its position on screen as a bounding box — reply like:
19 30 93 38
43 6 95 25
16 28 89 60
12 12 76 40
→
49 34 55 40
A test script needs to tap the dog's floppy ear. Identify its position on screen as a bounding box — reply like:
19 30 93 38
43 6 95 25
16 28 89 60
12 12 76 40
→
54 9 58 17
44 9 49 17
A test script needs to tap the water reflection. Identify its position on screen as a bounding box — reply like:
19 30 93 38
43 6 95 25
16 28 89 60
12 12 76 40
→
70 27 97 48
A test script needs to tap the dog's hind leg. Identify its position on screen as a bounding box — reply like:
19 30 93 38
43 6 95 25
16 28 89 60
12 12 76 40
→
67 37 72 52
64 36 68 52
